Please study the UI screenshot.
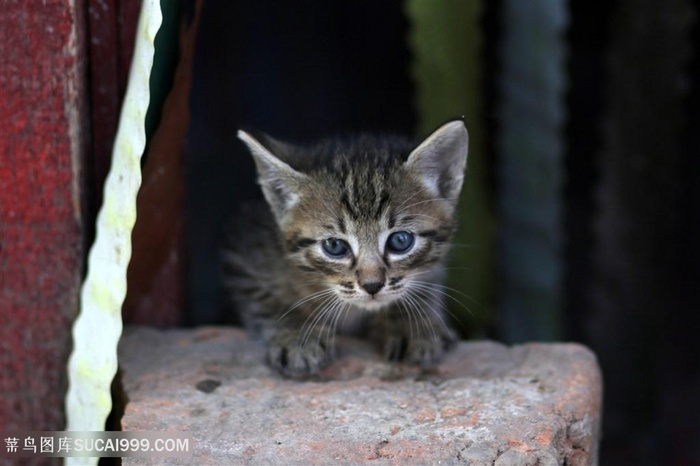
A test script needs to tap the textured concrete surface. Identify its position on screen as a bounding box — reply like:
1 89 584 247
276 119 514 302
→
118 326 602 465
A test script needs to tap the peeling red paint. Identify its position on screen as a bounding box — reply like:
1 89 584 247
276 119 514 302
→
0 1 87 431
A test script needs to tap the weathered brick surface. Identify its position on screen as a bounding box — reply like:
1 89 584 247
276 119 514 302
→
119 326 602 465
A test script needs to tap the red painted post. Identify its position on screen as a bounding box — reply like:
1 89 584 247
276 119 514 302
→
0 1 88 431
86 0 141 216
86 0 121 216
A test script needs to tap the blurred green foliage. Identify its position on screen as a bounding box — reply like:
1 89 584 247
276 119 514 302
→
406 0 494 337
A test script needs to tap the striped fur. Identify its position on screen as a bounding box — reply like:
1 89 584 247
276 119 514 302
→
223 121 468 377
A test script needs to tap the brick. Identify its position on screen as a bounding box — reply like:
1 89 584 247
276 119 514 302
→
119 326 602 465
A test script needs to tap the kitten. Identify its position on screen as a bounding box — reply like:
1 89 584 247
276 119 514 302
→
222 120 468 377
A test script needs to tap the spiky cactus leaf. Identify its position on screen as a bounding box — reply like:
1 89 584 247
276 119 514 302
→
65 3 161 463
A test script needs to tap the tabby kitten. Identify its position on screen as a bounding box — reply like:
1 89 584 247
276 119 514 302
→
222 120 468 377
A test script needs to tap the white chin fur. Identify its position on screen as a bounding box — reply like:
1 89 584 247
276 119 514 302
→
345 296 395 312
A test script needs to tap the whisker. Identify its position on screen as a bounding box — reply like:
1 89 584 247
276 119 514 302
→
396 196 458 215
403 291 437 343
327 302 348 357
408 284 472 330
400 213 450 224
319 298 341 345
394 185 434 212
415 291 443 342
397 297 417 343
409 280 481 307
406 288 452 339
299 294 337 348
409 282 473 314
277 288 336 323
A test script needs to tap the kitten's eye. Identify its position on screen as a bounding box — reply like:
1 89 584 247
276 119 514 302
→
322 238 350 258
386 231 415 254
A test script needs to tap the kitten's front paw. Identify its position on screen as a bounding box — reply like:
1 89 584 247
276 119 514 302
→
266 332 334 378
383 326 458 368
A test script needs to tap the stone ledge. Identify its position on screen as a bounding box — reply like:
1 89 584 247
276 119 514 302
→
118 326 602 465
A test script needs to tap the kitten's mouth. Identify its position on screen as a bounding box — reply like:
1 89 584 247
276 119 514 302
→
342 293 398 311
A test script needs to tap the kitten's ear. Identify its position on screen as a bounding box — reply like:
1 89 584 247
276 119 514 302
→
405 120 468 202
238 130 307 222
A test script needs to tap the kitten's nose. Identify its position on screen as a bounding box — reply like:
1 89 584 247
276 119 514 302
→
361 281 384 296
